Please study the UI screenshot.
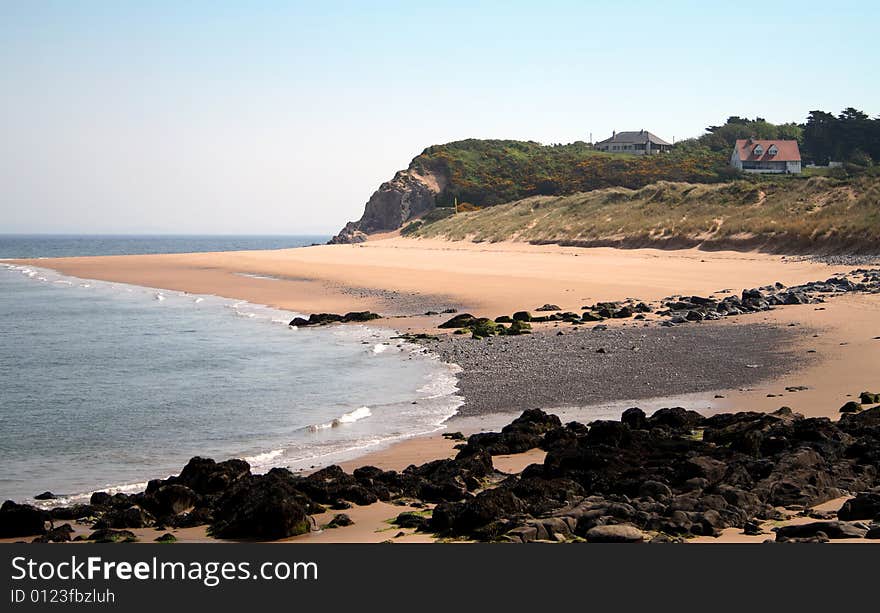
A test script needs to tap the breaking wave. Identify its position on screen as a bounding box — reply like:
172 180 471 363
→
308 406 373 432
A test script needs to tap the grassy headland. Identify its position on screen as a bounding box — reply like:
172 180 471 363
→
412 139 731 208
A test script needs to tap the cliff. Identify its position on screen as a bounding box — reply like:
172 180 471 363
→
329 164 447 244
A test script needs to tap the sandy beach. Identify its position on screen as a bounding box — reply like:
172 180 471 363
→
11 237 876 422
10 237 857 318
7 237 880 544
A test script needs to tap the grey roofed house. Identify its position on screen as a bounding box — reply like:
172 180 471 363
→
594 130 673 154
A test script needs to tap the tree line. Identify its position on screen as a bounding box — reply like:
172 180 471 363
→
677 108 879 167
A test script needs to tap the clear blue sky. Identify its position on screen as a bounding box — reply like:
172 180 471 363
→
1 1 876 234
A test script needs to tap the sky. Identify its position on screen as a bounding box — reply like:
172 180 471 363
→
1 1 876 235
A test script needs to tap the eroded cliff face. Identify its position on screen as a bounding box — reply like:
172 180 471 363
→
329 163 447 244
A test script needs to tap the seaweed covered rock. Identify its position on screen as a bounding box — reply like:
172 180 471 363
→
438 313 478 329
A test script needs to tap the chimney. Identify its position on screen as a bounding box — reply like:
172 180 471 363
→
612 130 616 138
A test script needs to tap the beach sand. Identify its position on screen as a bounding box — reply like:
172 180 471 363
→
9 237 879 543
10 237 856 319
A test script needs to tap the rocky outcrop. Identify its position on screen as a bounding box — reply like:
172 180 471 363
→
330 163 447 243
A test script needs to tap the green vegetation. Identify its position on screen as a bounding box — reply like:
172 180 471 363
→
408 175 880 253
675 116 803 154
677 108 880 169
410 139 730 208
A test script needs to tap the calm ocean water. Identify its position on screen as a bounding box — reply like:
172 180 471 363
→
0 236 461 504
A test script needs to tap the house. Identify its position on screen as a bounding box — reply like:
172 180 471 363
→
594 130 673 154
730 138 801 174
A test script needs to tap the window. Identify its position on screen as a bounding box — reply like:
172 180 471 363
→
768 145 778 156
753 145 764 156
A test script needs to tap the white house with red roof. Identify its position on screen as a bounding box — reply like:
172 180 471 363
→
730 138 801 174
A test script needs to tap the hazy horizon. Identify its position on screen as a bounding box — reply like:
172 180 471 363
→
2 1 876 235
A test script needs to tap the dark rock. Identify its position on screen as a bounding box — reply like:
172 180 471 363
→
144 484 200 518
176 457 251 496
775 521 867 541
638 480 673 502
621 407 647 430
439 313 477 329
837 492 880 521
0 501 50 537
50 504 97 521
89 528 137 543
840 401 862 414
154 533 177 543
341 311 381 323
95 505 154 530
535 304 561 312
860 391 880 405
34 492 56 501
445 488 525 536
394 512 430 530
648 407 705 430
32 523 74 543
89 492 112 507
512 311 532 322
210 469 312 540
326 513 354 528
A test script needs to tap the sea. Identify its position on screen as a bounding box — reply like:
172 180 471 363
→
0 235 462 505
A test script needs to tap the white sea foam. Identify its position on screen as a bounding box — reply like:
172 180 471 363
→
242 448 286 470
154 292 165 301
372 343 390 354
27 479 155 509
194 297 204 303
308 406 373 432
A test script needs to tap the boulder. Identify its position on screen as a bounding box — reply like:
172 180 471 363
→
860 391 880 405
0 501 50 538
438 314 477 329
89 528 137 543
210 469 311 540
394 512 430 530
535 304 561 312
326 513 354 528
585 524 646 543
95 505 154 529
176 457 251 495
840 401 862 414
837 492 880 521
89 492 112 507
775 521 867 541
341 311 381 323
638 480 673 502
145 484 201 518
621 407 648 430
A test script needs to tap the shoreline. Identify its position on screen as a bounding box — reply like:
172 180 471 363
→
6 243 879 466
3 239 880 543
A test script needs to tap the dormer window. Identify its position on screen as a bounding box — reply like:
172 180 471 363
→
767 145 778 156
752 144 764 156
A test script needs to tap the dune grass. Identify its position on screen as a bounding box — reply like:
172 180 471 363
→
408 176 880 253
